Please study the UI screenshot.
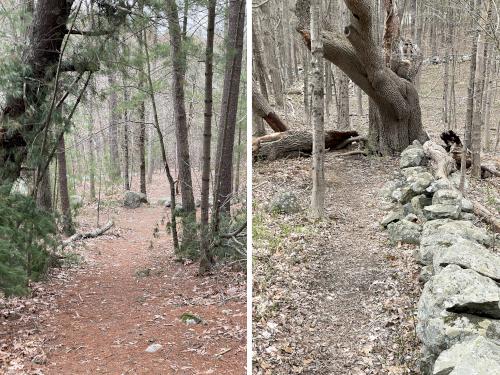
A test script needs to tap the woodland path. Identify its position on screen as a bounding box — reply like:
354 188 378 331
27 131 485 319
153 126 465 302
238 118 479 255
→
1 179 246 375
253 154 421 374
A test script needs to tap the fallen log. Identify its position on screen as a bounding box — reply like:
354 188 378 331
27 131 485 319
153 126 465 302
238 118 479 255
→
62 220 114 246
253 130 361 161
423 141 499 233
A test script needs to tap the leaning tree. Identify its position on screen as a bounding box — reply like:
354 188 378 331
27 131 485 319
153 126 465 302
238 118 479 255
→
295 0 429 155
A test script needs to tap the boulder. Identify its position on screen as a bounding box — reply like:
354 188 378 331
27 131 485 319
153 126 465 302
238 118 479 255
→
401 166 429 179
419 265 434 283
387 220 422 245
426 178 453 194
423 204 461 220
400 145 427 168
459 212 476 222
124 191 148 208
269 192 300 214
433 336 500 375
417 266 500 359
10 178 29 196
392 186 418 204
70 195 83 209
409 172 434 194
433 238 500 281
381 209 404 227
157 197 171 207
412 194 433 214
417 233 459 265
381 179 404 201
422 219 493 248
432 189 462 206
418 265 500 322
461 198 473 213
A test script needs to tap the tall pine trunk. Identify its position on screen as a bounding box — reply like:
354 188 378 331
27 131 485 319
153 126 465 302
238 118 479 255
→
57 134 74 236
212 0 245 231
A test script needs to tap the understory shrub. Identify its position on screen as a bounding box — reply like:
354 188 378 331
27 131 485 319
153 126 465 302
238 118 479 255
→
0 186 57 296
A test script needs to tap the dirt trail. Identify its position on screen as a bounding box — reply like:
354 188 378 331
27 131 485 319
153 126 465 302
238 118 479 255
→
253 155 421 374
1 179 245 375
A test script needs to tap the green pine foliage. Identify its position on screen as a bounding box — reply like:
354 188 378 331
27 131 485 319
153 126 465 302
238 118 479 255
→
0 186 57 296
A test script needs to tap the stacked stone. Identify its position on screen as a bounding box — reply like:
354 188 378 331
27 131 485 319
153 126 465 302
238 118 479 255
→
381 141 500 374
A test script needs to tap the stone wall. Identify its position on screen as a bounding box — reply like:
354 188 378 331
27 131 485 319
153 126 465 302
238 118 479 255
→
381 141 500 374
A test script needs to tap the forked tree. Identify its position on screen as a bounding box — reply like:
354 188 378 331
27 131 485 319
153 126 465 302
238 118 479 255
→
295 0 429 155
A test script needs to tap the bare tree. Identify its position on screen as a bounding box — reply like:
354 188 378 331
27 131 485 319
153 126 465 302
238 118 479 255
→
295 0 428 155
57 134 75 236
310 0 325 218
199 0 216 275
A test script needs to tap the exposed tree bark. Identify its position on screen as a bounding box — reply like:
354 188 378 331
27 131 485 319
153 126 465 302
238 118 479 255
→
295 0 428 156
199 0 216 275
252 85 288 132
36 168 52 212
212 0 245 228
310 0 325 218
62 220 114 246
166 0 195 215
252 19 269 100
137 97 147 196
57 134 74 236
0 0 75 186
122 77 131 191
107 73 120 180
253 130 360 160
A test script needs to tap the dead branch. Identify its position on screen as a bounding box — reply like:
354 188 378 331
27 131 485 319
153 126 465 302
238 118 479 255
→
473 202 500 233
62 220 114 246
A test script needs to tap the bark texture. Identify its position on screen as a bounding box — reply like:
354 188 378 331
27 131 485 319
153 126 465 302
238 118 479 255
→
213 0 245 222
252 85 288 132
57 134 74 236
295 0 428 155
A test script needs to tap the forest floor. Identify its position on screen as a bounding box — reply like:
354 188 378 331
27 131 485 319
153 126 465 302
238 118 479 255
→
0 175 246 374
252 61 499 374
253 154 422 374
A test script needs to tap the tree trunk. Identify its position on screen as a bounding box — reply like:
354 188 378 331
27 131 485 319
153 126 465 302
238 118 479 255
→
0 0 74 187
137 99 147 195
57 134 74 236
337 72 350 130
36 168 52 212
295 0 428 156
142 28 180 252
199 0 216 275
122 81 130 191
252 85 288 132
87 104 96 200
310 0 325 218
212 0 245 228
107 73 120 180
252 19 269 100
166 0 195 215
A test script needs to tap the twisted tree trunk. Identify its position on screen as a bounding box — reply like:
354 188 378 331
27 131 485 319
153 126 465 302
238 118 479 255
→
295 0 428 156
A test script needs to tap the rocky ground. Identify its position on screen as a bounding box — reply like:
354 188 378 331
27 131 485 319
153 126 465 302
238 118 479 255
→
0 175 246 374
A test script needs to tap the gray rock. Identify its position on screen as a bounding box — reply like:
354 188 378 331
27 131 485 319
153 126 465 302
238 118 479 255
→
459 212 476 222
412 194 433 214
157 197 171 207
427 178 453 194
461 198 473 213
124 191 148 208
419 265 434 283
423 204 461 220
387 220 422 245
145 343 162 353
409 172 434 194
400 146 427 168
433 336 500 375
381 209 403 227
432 189 462 206
269 192 300 214
450 172 468 190
418 265 500 322
433 238 500 281
392 186 418 204
401 166 429 179
70 195 83 209
422 219 493 247
419 312 500 368
417 233 459 265
381 179 404 201
10 178 29 196
405 213 419 223
417 265 500 358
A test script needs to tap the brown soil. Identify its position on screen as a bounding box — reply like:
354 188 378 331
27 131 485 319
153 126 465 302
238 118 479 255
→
0 177 246 375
